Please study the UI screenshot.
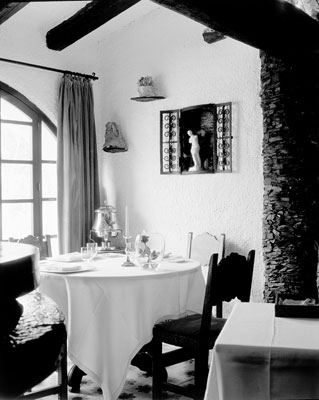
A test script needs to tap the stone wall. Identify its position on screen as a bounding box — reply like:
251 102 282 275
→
260 51 319 302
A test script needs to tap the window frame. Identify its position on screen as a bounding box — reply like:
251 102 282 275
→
0 81 57 240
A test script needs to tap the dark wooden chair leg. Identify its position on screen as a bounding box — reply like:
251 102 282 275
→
194 353 209 400
58 339 68 400
67 365 86 393
152 333 164 400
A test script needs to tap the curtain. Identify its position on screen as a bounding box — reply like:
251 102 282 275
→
57 74 100 253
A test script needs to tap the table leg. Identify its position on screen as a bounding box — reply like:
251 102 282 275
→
67 365 86 393
131 351 168 381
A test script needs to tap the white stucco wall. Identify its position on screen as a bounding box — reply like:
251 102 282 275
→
0 3 264 301
97 8 264 301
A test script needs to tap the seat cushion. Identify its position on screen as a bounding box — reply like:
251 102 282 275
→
154 313 226 349
0 291 66 398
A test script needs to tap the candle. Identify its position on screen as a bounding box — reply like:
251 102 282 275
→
125 206 129 237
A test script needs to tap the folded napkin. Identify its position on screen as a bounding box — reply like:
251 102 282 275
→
40 261 83 272
47 252 82 262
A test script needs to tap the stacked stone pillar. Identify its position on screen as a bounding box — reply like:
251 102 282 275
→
260 51 319 302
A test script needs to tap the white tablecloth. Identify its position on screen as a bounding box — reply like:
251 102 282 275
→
204 302 319 400
39 254 205 400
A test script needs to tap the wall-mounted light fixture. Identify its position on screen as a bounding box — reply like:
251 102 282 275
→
102 122 128 153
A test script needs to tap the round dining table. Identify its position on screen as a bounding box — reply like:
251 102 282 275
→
39 252 205 400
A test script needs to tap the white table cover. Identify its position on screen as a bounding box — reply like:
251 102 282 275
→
204 302 319 400
40 254 205 400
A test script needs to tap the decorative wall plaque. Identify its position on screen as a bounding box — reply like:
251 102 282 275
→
160 102 232 174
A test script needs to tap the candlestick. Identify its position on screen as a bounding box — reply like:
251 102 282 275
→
121 235 135 267
125 205 129 237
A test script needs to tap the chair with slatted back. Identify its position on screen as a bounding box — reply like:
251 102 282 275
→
9 235 52 260
152 249 255 400
187 232 225 265
187 232 225 288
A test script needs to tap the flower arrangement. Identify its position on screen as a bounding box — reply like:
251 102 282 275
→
137 76 153 87
138 234 158 261
135 232 165 269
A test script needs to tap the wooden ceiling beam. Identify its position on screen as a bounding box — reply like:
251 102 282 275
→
0 2 28 25
46 0 141 51
150 0 319 59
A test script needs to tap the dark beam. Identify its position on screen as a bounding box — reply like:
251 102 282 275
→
46 0 141 51
0 2 27 25
150 0 319 59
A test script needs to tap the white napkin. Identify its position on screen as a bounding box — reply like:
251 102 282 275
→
40 261 83 272
47 252 82 262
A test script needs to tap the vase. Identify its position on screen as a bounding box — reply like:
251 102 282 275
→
137 85 156 97
134 232 165 269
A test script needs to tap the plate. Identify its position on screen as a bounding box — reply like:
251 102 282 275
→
102 253 124 258
165 257 188 263
40 264 95 274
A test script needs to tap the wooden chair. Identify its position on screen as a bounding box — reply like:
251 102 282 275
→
15 292 68 400
9 235 53 260
0 242 67 400
187 232 225 265
152 250 255 400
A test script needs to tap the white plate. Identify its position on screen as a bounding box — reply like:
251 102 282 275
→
165 257 188 263
40 265 95 274
102 253 124 258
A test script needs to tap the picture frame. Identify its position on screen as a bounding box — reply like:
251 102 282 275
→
160 102 232 175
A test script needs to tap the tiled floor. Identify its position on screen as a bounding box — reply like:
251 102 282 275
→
36 354 194 400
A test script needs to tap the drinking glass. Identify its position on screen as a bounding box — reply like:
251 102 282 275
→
87 242 98 260
80 246 93 265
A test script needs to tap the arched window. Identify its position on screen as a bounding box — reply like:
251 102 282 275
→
0 82 57 243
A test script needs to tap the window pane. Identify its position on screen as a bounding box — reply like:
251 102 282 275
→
1 123 32 160
2 202 33 239
2 164 33 200
42 200 57 235
42 123 57 161
42 163 57 198
1 98 32 122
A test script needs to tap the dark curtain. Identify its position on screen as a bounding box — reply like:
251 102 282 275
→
57 74 100 253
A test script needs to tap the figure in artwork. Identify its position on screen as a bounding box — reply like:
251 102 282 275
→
187 130 202 172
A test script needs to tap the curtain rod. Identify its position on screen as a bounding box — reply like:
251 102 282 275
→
0 57 99 81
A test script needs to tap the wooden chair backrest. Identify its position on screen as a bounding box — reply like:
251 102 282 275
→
187 232 225 265
9 235 52 260
200 249 255 346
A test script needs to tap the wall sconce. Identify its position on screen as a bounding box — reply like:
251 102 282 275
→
102 122 128 153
